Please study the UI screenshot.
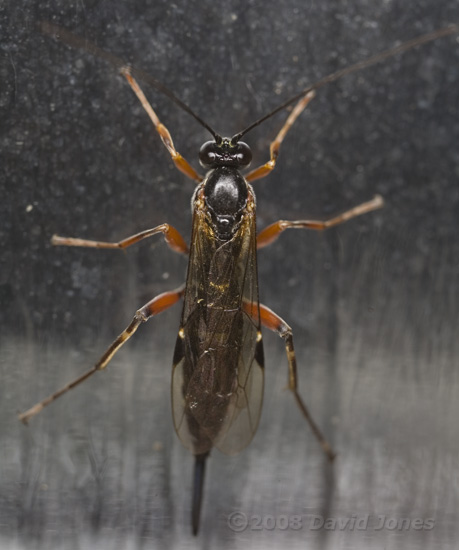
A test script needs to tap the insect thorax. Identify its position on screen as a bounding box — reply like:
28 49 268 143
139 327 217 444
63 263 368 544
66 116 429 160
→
203 166 249 240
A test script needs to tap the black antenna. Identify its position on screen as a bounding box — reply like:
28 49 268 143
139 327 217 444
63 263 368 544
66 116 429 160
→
231 24 459 144
39 21 221 142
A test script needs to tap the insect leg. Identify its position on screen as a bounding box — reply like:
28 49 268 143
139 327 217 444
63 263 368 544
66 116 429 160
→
257 194 383 249
259 303 335 461
52 223 189 255
245 91 316 183
121 68 203 183
18 286 185 424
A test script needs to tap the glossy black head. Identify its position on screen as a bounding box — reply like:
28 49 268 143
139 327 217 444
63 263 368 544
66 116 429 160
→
199 137 252 169
204 167 248 240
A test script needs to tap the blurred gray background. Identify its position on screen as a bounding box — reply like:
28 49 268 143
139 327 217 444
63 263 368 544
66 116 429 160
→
1 1 459 548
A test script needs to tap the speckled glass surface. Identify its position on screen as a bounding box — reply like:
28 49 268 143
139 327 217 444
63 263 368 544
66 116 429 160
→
1 1 459 548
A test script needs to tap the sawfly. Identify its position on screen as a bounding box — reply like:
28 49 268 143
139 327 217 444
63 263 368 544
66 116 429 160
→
19 22 458 535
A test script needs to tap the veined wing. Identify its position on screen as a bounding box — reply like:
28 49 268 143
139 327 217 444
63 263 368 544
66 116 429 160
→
171 192 264 455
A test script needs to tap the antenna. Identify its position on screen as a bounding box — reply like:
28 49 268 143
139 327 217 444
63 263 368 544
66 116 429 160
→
39 21 221 142
231 25 459 143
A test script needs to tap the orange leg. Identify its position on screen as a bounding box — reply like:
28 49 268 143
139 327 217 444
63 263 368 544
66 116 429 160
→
259 302 335 461
245 91 316 183
257 194 383 249
121 68 203 183
18 286 185 424
52 223 189 255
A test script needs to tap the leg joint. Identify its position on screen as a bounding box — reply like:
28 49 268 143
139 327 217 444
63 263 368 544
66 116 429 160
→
134 310 149 323
279 323 292 340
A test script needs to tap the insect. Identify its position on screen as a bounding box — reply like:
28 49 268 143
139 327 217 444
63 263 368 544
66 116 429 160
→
19 22 458 535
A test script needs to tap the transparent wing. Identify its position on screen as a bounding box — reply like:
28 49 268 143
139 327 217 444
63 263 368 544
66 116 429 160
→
172 194 264 456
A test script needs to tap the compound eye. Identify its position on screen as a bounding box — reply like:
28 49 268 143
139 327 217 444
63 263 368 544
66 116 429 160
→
235 141 252 167
199 141 217 168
